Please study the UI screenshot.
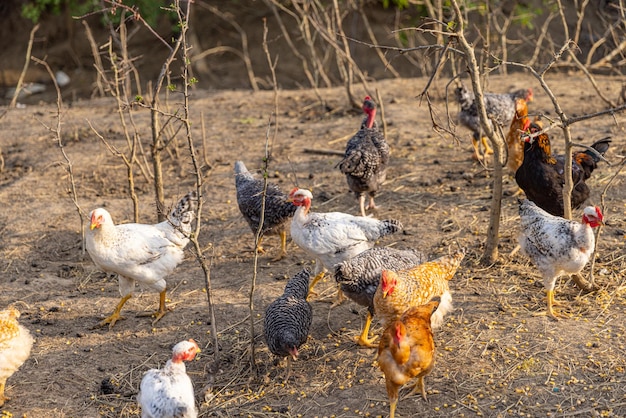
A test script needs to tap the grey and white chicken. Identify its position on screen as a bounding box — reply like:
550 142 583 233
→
338 96 390 217
455 84 533 161
0 307 34 407
288 188 403 299
518 199 604 319
334 247 426 347
234 160 296 260
264 268 313 380
86 192 197 329
137 339 200 418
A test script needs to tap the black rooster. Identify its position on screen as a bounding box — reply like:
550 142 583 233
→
515 123 611 217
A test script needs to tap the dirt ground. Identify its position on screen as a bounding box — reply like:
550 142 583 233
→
0 72 625 418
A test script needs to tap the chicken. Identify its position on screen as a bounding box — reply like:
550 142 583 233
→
337 96 390 217
137 339 201 418
455 84 534 161
518 199 604 319
334 247 427 347
515 123 611 217
288 188 403 298
86 192 197 329
377 298 440 418
264 268 313 380
234 160 297 260
373 251 464 331
0 307 34 407
505 98 532 175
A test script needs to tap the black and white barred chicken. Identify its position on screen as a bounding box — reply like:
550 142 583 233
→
455 84 533 161
234 160 297 260
288 188 403 300
518 199 604 319
337 96 390 217
334 247 427 347
86 192 197 329
264 268 313 380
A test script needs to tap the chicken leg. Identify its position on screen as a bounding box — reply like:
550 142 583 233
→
97 294 132 330
409 375 428 400
0 380 8 407
533 289 568 320
366 195 379 212
137 290 170 325
271 230 288 262
356 312 378 347
307 271 325 298
386 383 400 418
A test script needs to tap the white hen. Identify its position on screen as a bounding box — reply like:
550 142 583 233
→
518 199 604 319
137 339 200 418
86 192 197 329
0 307 34 407
288 188 402 297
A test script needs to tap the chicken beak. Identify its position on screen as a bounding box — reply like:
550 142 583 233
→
90 218 99 230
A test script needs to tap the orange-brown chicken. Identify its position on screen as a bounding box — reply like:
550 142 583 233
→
505 98 532 175
373 251 464 331
377 298 440 418
0 307 34 407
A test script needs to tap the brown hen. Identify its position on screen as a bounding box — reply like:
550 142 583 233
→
505 98 532 175
377 298 440 418
373 251 464 331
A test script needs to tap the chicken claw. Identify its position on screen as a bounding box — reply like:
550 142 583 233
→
136 290 171 325
355 313 378 348
95 294 132 330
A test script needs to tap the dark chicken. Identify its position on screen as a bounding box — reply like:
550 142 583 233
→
456 85 533 161
338 96 390 217
515 123 611 217
334 247 427 347
234 160 297 260
264 268 313 380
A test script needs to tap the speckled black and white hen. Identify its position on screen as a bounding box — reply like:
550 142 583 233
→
518 199 604 320
288 188 403 299
455 85 533 161
338 96 390 217
334 247 427 347
264 268 313 380
234 161 297 260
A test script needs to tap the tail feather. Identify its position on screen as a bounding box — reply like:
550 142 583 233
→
234 160 254 179
380 219 402 236
586 137 612 162
169 191 197 233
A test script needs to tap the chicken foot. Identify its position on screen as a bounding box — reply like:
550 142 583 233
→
96 294 132 330
136 290 171 325
358 194 380 217
355 312 378 348
408 375 428 401
533 289 570 320
270 230 288 262
307 272 325 298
